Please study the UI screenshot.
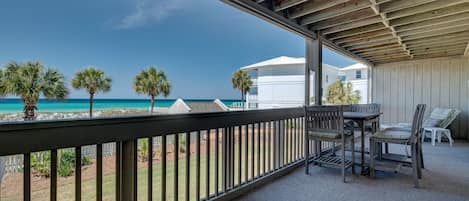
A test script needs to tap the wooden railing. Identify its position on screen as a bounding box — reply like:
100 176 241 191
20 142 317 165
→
0 107 329 201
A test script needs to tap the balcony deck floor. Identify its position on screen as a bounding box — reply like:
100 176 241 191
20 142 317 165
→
236 141 469 201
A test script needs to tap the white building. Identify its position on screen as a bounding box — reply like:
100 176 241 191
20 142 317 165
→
240 56 369 109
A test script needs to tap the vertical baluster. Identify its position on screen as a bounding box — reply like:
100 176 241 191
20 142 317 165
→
263 122 266 175
289 119 296 163
231 127 235 187
273 121 277 170
257 123 260 177
215 129 219 195
226 128 231 189
283 120 286 166
196 131 201 201
251 123 254 180
221 128 227 192
51 149 57 201
205 130 210 199
162 136 167 201
229 127 234 188
237 126 242 185
174 134 179 201
148 137 153 201
244 125 248 182
287 119 290 164
185 133 190 201
75 147 81 201
267 122 271 172
97 144 103 201
24 153 31 201
115 142 121 201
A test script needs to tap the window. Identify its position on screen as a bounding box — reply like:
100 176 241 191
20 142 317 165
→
355 70 362 79
249 87 258 95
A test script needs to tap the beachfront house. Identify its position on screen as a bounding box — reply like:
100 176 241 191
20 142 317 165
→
242 56 369 109
1 1 469 201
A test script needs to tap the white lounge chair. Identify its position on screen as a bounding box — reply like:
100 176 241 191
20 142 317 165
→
385 108 460 147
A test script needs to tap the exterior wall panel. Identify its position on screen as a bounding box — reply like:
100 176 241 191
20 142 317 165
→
372 56 469 139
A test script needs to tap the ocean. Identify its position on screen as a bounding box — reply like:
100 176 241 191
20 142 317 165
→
0 98 240 113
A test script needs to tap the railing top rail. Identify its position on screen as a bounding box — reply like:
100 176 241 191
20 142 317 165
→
0 107 304 156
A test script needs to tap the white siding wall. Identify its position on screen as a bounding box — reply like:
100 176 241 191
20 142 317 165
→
372 56 469 139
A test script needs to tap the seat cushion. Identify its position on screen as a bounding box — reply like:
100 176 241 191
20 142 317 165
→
308 131 341 139
309 130 353 139
423 118 443 127
373 130 411 140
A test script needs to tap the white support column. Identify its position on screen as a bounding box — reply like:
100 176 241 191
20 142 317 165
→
306 38 323 105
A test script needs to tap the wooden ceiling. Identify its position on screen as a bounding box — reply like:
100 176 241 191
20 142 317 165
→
225 0 469 65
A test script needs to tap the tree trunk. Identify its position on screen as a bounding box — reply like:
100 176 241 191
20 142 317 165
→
89 93 94 118
23 100 37 121
241 91 245 110
150 95 155 113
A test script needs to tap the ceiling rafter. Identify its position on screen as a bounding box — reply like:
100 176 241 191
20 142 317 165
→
369 0 412 58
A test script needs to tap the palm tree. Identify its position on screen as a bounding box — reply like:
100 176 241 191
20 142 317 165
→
133 66 171 113
3 61 69 120
325 80 360 104
71 67 112 118
231 70 252 110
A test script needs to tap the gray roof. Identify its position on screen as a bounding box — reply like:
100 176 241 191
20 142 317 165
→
186 102 226 113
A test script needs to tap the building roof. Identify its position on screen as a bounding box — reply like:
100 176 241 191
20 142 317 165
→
341 63 368 71
240 56 305 70
185 102 226 113
240 56 341 70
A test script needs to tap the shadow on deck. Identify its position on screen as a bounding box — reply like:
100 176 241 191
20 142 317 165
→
236 141 469 201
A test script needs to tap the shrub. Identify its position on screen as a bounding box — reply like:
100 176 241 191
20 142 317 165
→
138 139 149 162
58 149 75 177
81 156 92 166
31 152 51 177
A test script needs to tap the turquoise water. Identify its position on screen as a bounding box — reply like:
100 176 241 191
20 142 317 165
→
0 99 240 113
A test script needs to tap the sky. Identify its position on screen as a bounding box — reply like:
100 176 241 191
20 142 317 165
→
0 0 356 99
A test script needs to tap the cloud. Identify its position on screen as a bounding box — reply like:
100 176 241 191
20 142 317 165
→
116 0 186 29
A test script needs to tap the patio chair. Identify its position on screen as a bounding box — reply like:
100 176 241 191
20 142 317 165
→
386 108 460 147
304 105 355 183
369 104 426 188
348 103 381 132
421 109 460 147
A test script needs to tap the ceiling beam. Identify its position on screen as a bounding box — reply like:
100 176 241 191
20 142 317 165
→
407 38 469 49
412 50 464 57
288 0 350 18
341 34 395 47
332 29 390 44
348 42 399 51
403 31 469 44
327 23 386 40
309 8 377 31
321 16 382 34
398 19 469 37
395 11 469 32
401 25 469 41
386 0 468 20
345 38 399 49
222 0 317 39
369 0 412 57
379 0 436 13
274 0 308 12
300 0 371 25
390 3 469 27
354 46 404 54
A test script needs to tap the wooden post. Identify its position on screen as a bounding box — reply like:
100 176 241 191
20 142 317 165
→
306 38 322 105
121 140 137 201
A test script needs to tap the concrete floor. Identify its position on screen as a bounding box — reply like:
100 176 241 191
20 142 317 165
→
235 141 469 201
